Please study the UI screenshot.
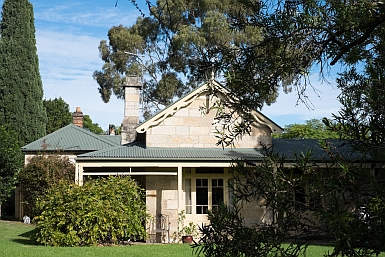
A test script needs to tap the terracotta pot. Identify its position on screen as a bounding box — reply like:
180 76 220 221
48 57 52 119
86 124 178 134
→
182 235 193 244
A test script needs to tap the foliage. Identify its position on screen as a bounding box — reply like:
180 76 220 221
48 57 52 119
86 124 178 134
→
0 0 47 146
325 61 385 163
127 0 385 145
0 127 22 217
194 147 385 257
273 119 339 139
93 24 191 118
43 97 73 134
83 115 105 135
33 176 149 246
18 153 75 218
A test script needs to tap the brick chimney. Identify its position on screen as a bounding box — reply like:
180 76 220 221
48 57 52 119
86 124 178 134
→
72 107 84 128
121 76 142 145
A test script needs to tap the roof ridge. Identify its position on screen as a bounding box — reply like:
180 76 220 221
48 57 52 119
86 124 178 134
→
68 124 119 146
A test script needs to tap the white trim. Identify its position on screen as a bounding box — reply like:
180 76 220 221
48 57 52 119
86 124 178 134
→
82 171 177 176
178 166 183 213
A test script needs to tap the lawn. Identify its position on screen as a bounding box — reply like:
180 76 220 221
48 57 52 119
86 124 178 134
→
0 220 194 257
1 220 384 257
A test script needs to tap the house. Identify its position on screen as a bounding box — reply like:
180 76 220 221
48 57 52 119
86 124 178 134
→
20 78 346 243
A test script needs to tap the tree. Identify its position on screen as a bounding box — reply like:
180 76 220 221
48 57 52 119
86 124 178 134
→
127 0 385 145
83 115 105 135
18 153 75 217
0 126 22 218
273 119 339 139
325 61 385 163
0 0 47 146
121 1 385 256
96 1 282 118
44 97 73 134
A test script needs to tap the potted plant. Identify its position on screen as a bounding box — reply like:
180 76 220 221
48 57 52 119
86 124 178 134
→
173 210 199 244
181 221 198 244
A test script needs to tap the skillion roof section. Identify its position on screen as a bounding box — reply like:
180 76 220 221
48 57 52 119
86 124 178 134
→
272 139 371 162
22 124 120 152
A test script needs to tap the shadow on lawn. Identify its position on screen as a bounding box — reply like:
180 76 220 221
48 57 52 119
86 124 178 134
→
12 228 36 245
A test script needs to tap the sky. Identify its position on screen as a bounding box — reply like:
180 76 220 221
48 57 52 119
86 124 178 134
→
1 0 343 130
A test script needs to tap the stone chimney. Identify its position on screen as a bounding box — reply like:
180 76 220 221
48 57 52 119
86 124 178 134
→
72 107 84 128
121 76 142 145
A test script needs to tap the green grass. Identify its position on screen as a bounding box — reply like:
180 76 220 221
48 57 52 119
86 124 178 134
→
1 220 385 257
0 220 194 257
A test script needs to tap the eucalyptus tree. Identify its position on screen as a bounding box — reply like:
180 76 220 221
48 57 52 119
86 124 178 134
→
96 0 279 118
124 0 385 144
125 1 385 256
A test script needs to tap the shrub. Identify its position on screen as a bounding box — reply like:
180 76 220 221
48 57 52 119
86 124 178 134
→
33 176 149 246
18 153 75 217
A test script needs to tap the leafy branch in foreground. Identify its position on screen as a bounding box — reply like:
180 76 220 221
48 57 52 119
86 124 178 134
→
194 144 385 257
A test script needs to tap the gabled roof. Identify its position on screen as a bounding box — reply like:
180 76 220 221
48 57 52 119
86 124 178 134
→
77 144 265 161
22 124 120 152
136 81 283 134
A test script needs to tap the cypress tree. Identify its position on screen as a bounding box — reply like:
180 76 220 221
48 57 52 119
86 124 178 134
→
0 0 46 146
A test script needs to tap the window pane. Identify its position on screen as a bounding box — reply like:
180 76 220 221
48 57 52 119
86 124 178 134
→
212 187 224 205
196 178 208 214
196 187 208 205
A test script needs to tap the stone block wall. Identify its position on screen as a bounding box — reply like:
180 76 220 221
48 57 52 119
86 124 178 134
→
145 93 272 148
146 175 179 243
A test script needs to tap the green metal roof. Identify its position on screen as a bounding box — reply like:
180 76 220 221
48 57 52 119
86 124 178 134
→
22 124 120 152
272 139 368 161
77 144 265 161
75 139 367 163
99 135 121 145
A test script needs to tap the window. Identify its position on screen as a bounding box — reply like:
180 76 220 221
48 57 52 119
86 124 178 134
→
184 168 229 215
196 178 209 214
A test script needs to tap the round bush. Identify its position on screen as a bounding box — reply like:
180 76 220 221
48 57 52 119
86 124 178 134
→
34 176 149 246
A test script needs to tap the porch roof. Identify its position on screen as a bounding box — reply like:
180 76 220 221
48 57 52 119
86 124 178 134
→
76 139 366 162
76 144 265 161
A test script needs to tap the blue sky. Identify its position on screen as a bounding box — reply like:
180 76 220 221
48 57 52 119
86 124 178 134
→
1 0 342 130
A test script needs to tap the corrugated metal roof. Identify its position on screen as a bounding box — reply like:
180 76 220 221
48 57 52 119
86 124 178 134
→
22 124 120 152
77 144 265 161
272 139 368 161
99 135 121 145
76 139 366 162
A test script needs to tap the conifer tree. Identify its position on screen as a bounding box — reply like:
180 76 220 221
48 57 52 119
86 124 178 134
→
0 0 47 146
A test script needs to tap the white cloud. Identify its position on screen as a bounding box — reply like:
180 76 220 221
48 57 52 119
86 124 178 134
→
36 29 124 131
33 1 139 29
